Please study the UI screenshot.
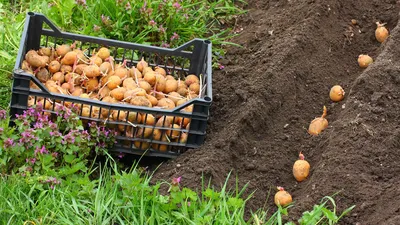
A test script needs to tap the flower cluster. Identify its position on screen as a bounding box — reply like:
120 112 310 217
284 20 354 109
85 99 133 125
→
26 157 36 165
101 14 111 26
75 0 86 6
159 25 166 33
34 146 49 155
168 176 182 192
170 32 180 41
118 152 125 159
63 130 77 144
161 42 170 48
149 20 157 26
20 128 38 147
93 24 101 32
172 176 182 186
139 1 155 18
3 138 14 149
40 176 62 189
125 2 132 10
173 2 182 11
0 110 6 120
0 104 117 186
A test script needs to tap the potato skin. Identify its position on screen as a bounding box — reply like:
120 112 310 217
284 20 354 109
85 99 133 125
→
83 65 101 78
130 96 152 108
25 50 47 68
97 47 110 60
36 68 51 83
274 188 292 207
61 65 73 74
61 51 78 65
56 44 71 57
293 153 310 182
39 47 52 57
48 61 61 73
293 160 310 182
164 79 178 93
157 98 175 109
75 64 88 75
185 75 200 86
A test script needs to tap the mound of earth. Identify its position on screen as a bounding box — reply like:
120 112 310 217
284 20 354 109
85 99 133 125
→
153 0 400 223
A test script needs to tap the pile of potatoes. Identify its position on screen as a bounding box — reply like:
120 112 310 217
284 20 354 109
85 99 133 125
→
22 44 202 152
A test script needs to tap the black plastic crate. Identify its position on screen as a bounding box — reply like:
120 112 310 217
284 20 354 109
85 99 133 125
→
9 12 212 159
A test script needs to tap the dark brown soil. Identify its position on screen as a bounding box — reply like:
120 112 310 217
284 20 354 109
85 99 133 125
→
153 0 400 224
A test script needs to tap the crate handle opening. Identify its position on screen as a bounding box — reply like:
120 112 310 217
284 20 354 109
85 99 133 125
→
28 12 62 35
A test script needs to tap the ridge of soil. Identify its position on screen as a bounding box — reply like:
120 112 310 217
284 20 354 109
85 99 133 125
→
153 0 400 224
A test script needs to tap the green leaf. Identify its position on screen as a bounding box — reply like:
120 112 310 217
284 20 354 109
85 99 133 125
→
42 154 53 165
171 190 184 204
280 206 289 216
63 154 76 164
338 205 356 220
227 197 244 208
157 195 170 204
67 145 80 154
298 204 325 225
321 208 338 221
71 162 86 173
203 188 219 200
182 188 198 201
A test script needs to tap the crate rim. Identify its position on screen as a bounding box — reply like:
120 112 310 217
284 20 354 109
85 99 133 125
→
14 12 213 103
21 12 212 57
10 11 214 158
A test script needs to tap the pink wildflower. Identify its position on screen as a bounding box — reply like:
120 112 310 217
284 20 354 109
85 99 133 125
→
161 42 170 48
149 20 157 26
140 1 147 14
173 2 182 10
101 15 111 25
93 24 101 32
172 176 181 186
4 138 14 148
118 152 125 159
170 32 180 41
75 0 86 5
0 109 6 120
159 25 166 33
125 2 131 10
35 146 49 155
26 158 36 165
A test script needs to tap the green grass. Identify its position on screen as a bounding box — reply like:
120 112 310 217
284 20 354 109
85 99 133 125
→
0 158 355 225
0 160 252 224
